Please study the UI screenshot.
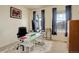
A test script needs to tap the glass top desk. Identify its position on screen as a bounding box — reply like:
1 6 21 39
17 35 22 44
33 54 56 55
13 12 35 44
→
20 32 43 47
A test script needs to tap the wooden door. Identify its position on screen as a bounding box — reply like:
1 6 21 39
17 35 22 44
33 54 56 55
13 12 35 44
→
69 20 79 53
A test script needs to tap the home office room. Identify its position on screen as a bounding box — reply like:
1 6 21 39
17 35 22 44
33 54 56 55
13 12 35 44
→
0 0 79 54
0 5 79 53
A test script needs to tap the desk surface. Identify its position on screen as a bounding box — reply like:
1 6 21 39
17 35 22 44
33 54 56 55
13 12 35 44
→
20 32 42 45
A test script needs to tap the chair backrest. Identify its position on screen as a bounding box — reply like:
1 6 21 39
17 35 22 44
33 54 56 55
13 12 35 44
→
17 27 27 38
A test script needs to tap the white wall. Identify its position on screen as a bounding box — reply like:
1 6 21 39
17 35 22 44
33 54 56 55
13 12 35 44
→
28 9 33 31
0 5 29 47
72 5 79 20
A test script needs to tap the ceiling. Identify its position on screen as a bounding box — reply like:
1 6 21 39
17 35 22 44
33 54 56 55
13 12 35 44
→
24 5 50 9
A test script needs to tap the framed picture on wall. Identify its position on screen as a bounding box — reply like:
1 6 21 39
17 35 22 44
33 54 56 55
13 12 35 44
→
10 7 22 19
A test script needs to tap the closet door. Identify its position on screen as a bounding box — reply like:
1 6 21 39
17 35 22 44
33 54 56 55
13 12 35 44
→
69 20 79 53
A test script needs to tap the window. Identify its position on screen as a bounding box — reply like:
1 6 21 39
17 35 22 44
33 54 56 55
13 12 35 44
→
56 13 66 32
35 11 42 31
38 15 42 30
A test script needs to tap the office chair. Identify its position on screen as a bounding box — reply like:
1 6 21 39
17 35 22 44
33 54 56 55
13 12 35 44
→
16 27 27 51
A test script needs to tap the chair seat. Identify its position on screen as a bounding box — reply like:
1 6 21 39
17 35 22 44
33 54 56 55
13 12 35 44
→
20 36 27 39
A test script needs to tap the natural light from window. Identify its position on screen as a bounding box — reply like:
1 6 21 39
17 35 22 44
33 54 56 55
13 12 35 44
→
56 13 66 32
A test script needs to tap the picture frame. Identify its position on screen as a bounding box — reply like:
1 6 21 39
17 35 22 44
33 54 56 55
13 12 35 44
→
10 7 22 19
